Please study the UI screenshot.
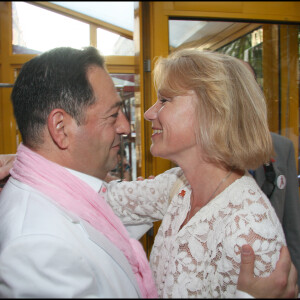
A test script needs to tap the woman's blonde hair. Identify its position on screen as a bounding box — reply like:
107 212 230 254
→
153 48 274 170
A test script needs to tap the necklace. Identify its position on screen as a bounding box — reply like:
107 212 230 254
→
186 169 233 223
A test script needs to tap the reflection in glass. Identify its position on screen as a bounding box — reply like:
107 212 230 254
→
169 20 207 49
97 28 134 56
168 19 255 53
12 2 89 54
217 28 263 89
110 74 136 180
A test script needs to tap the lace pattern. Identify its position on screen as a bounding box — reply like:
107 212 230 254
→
106 168 180 224
106 168 286 298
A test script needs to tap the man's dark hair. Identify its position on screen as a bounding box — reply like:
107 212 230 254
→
11 46 105 147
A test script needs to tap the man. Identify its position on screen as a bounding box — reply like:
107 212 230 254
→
0 47 155 298
0 47 297 298
253 132 300 287
241 60 300 286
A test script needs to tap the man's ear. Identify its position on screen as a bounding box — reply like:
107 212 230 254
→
47 109 73 149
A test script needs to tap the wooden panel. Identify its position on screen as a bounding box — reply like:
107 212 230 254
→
105 56 135 74
280 24 299 163
6 55 36 64
1 83 16 153
150 2 174 177
165 1 300 22
263 24 280 133
134 2 149 179
243 2 300 18
0 2 16 154
106 64 135 74
174 1 243 13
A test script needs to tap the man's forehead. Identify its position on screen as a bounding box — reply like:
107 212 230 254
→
103 86 123 113
87 66 121 108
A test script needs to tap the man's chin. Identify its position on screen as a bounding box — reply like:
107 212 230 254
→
107 157 118 172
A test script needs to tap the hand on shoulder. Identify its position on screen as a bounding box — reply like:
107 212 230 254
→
238 245 298 298
0 154 16 190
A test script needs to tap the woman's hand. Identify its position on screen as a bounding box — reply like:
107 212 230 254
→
0 154 16 191
137 175 155 181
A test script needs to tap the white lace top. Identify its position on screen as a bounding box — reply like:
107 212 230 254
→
106 167 286 298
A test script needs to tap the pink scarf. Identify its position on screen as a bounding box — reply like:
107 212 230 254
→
10 143 158 298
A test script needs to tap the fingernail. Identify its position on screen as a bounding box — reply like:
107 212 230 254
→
242 245 251 255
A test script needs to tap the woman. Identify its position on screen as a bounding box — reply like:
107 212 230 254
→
105 49 288 297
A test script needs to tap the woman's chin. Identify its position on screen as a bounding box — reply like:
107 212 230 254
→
150 146 167 159
150 146 160 158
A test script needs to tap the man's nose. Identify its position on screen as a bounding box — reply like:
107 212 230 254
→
116 111 130 135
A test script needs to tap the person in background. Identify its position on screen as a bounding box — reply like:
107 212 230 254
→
106 149 132 182
253 132 300 287
241 60 300 287
0 47 298 298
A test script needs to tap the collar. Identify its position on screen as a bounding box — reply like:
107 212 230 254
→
65 167 104 193
52 168 104 223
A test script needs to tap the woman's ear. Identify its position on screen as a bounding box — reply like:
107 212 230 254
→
47 109 72 149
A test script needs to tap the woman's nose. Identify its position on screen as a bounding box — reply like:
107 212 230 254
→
144 102 159 121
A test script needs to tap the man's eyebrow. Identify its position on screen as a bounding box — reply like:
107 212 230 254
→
105 100 124 113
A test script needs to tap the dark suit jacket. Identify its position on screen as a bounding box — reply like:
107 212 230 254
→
254 132 300 285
